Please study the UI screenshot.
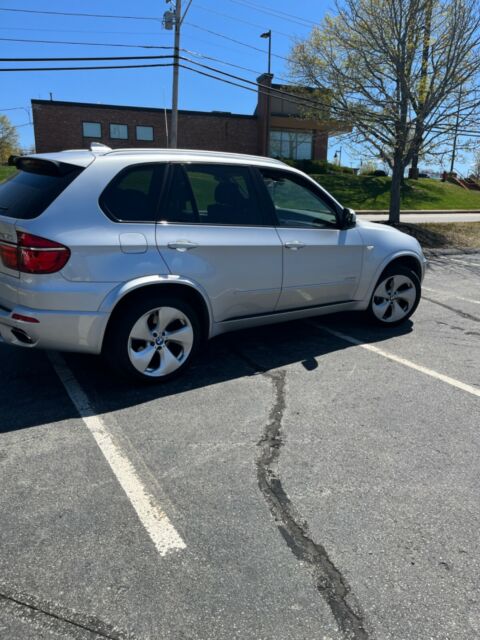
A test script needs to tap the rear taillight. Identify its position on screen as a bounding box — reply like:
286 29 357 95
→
0 242 18 270
0 232 70 274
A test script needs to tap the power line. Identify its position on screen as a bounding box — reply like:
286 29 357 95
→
0 55 173 62
0 36 171 49
0 27 165 35
0 7 161 22
0 63 173 72
183 48 291 83
227 0 315 28
0 36 289 80
185 22 290 62
192 3 293 38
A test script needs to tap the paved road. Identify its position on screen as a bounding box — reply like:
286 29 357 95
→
1 253 479 640
358 212 480 223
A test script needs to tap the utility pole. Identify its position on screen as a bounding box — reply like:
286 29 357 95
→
170 0 182 149
260 30 272 156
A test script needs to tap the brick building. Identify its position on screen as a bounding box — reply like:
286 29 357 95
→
32 75 346 160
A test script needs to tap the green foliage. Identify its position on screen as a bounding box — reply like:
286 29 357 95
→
0 115 20 165
312 174 480 210
0 165 17 182
283 158 354 175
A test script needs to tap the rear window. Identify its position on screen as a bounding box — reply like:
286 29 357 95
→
0 164 83 220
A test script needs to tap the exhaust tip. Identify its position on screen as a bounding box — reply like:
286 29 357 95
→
11 328 35 345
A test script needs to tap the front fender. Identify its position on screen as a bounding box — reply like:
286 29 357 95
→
360 249 426 307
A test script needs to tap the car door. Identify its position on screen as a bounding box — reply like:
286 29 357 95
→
155 163 282 322
256 168 364 311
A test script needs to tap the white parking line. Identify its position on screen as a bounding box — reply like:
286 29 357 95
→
311 324 480 398
48 352 187 557
422 286 480 305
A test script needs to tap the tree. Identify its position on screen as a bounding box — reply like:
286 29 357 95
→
0 115 20 164
290 0 480 224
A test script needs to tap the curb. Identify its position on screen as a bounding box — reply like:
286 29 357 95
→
423 247 479 257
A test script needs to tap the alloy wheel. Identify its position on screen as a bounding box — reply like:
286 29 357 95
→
371 274 417 323
127 306 194 378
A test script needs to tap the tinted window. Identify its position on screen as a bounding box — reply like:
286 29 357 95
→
159 165 197 224
82 122 101 138
0 166 83 220
110 124 128 140
100 164 167 222
136 126 154 141
260 169 338 228
160 164 266 226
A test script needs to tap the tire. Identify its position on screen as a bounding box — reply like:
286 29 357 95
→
367 265 421 326
104 294 200 382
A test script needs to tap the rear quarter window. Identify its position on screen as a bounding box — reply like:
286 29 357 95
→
99 163 167 222
0 166 83 220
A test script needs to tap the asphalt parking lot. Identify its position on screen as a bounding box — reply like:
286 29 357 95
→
1 252 479 640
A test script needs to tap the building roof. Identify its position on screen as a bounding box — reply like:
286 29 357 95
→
31 99 256 120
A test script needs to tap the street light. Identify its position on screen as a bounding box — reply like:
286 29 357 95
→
260 30 272 75
260 30 272 156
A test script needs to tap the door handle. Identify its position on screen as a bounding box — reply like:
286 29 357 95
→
284 241 306 250
167 240 199 251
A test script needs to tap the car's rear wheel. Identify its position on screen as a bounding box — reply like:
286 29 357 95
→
104 294 200 382
367 265 421 326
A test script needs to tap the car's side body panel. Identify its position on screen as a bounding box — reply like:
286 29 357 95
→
0 148 426 357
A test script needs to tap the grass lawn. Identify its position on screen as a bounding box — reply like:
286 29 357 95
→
0 165 16 182
313 174 480 211
391 222 480 250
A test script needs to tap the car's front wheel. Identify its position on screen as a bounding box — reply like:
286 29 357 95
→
104 294 200 382
367 265 421 326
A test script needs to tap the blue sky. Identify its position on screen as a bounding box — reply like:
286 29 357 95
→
0 0 473 174
0 1 332 145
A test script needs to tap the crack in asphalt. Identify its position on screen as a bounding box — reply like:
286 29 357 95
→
423 296 479 323
233 349 370 640
0 585 134 640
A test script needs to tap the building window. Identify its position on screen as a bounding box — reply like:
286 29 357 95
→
110 123 128 140
82 121 101 138
269 130 313 160
136 125 154 141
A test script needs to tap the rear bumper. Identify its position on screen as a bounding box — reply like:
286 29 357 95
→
0 304 108 354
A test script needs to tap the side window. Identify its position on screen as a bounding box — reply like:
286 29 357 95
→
100 164 166 222
160 164 266 226
260 169 338 228
159 165 197 224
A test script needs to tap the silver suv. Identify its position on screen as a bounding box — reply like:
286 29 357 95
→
0 146 425 381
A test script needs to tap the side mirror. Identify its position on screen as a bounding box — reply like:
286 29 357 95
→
341 207 356 229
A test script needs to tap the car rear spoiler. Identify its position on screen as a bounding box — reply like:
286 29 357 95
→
13 156 82 177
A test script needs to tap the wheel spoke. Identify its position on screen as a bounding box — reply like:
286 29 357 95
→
373 299 390 318
165 324 194 349
374 280 390 299
157 307 180 333
159 345 181 375
130 315 154 342
389 300 407 322
397 285 416 307
129 344 156 373
392 275 412 291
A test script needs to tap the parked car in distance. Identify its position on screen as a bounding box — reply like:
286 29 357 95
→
0 146 426 382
